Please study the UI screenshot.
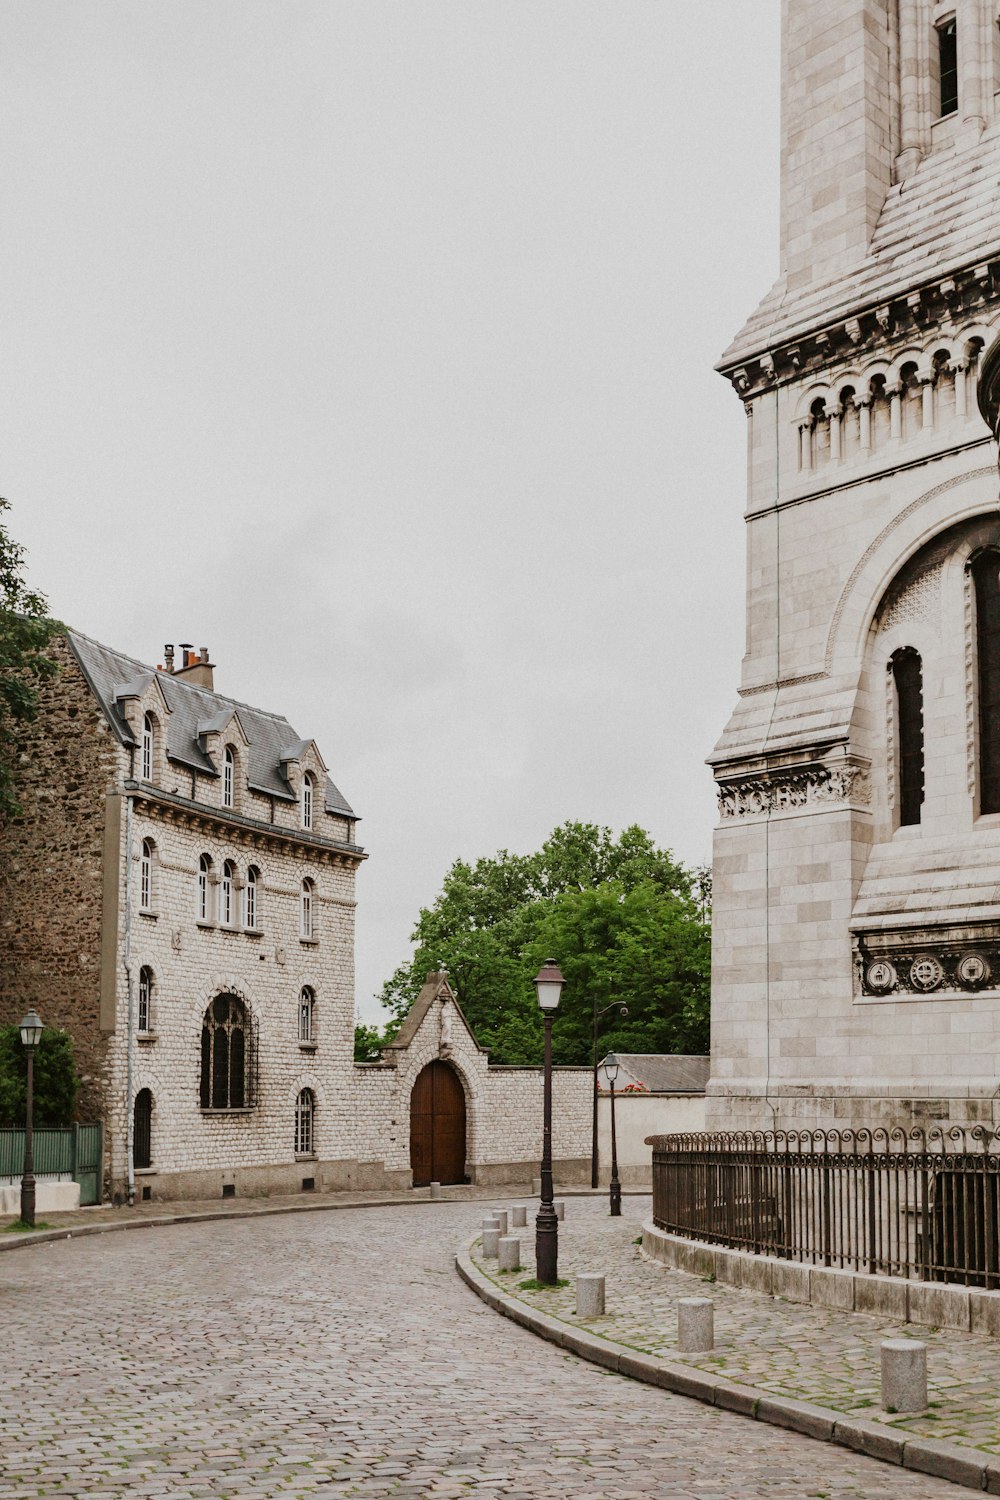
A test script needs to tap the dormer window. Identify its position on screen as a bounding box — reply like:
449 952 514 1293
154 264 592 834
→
302 774 314 831
223 747 235 809
141 713 154 782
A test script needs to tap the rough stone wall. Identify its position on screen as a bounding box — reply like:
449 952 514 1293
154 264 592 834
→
0 636 124 1120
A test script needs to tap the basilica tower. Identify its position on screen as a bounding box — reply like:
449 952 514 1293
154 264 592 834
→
709 0 1000 1131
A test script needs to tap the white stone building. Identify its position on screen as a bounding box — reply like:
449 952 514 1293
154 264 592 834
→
709 0 1000 1133
1 631 592 1200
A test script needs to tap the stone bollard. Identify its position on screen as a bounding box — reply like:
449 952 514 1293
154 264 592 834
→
532 1177 542 1197
482 1224 501 1258
491 1210 509 1235
881 1339 927 1413
511 1204 528 1228
429 1181 442 1200
576 1274 606 1318
677 1297 714 1353
498 1236 521 1271
554 1200 565 1221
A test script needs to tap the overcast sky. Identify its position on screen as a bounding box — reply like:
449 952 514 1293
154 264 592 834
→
2 3 781 1021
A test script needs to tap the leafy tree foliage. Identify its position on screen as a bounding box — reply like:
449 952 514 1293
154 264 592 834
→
378 822 710 1066
0 1026 80 1127
354 1021 387 1062
0 499 60 818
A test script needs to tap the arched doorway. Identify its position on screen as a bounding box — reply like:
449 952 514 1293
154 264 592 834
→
410 1060 466 1186
134 1089 153 1170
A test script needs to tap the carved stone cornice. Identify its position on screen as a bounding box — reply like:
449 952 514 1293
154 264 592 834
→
123 780 366 867
717 762 871 820
723 260 1000 400
855 925 1000 997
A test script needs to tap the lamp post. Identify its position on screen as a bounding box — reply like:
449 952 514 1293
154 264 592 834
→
605 1050 622 1217
591 1000 628 1188
18 1009 43 1228
534 959 564 1285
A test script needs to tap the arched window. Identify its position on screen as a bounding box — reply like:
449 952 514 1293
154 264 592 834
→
134 1088 153 1170
141 713 154 782
295 1088 315 1156
244 866 259 930
200 994 253 1110
299 986 314 1043
223 747 235 809
197 854 212 922
300 878 314 940
138 966 153 1033
973 550 1000 813
140 839 154 911
890 649 924 827
221 860 235 927
302 774 314 831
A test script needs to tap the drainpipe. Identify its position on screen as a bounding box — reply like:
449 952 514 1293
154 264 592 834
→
123 788 136 1207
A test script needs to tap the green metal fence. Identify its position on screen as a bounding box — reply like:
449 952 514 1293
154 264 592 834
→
0 1124 103 1205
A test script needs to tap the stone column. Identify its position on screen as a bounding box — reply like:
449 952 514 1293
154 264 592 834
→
897 0 924 179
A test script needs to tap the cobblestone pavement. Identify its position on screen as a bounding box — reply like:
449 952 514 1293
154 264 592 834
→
475 1195 1000 1460
0 1196 963 1498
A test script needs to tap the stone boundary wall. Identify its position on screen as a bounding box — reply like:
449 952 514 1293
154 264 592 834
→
643 1223 1000 1337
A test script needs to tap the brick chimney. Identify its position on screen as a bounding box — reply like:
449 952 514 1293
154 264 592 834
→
172 643 215 691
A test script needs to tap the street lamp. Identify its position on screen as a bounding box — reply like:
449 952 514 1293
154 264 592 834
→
18 1009 43 1228
591 999 627 1188
604 1050 622 1217
534 959 564 1285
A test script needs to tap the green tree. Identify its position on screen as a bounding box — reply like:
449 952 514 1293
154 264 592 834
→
354 1020 388 1062
0 1026 80 1127
0 499 60 818
377 821 709 1066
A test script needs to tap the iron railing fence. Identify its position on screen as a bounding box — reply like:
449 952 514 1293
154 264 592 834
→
649 1128 1000 1288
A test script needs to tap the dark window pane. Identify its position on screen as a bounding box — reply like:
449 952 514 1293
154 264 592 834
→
200 1028 211 1109
892 648 924 827
214 1024 229 1108
230 1029 245 1109
939 20 958 116
975 552 1000 812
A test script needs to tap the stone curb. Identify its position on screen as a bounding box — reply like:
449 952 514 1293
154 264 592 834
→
0 1192 478 1255
455 1243 991 1493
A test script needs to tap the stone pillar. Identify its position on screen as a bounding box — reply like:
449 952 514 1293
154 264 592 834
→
553 1200 565 1221
881 1339 927 1412
897 0 924 179
677 1297 715 1353
429 1181 442 1200
491 1209 509 1235
511 1204 527 1228
575 1274 605 1318
498 1236 521 1272
482 1223 501 1258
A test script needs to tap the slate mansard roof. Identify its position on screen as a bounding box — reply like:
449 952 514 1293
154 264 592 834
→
66 628 357 821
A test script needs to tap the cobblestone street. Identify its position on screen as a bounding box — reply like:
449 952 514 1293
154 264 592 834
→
0 1196 963 1499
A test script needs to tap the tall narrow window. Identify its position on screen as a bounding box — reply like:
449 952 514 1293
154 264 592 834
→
140 839 153 910
200 994 252 1109
222 860 235 927
141 713 154 781
223 747 235 809
974 551 1000 812
300 879 314 939
295 1088 315 1155
244 866 258 929
299 986 314 1043
938 17 958 116
891 649 925 827
197 854 212 922
302 774 314 831
138 966 153 1033
134 1089 153 1170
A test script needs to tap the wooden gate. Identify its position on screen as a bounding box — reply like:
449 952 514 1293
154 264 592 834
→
410 1061 466 1186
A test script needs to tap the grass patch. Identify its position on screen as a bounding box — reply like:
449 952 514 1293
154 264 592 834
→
633 1235 643 1245
4 1220 53 1233
518 1277 570 1291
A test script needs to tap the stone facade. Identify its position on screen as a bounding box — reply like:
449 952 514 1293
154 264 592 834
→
1 632 592 1200
708 0 1000 1132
